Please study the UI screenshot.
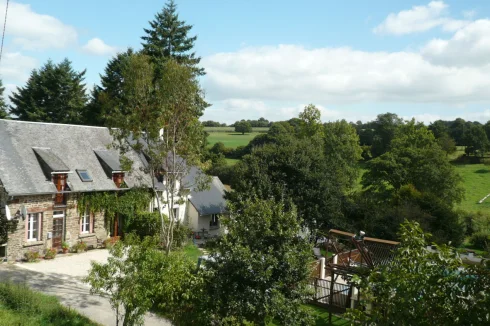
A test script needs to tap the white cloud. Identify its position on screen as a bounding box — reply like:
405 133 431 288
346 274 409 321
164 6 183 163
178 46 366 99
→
373 1 468 35
0 0 77 50
0 52 37 82
81 38 118 56
422 20 490 67
202 44 490 106
463 10 476 20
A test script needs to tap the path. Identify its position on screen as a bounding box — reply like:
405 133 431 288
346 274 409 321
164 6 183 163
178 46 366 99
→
0 249 171 326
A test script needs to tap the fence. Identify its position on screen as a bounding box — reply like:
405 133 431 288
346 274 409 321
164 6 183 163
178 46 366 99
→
309 278 356 312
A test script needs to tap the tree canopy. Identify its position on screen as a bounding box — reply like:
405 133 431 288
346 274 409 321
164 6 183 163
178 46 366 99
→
9 59 88 124
201 197 313 325
141 0 204 76
234 120 252 134
346 220 490 325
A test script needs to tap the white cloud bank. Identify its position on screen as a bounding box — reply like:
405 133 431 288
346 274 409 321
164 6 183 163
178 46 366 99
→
0 0 77 50
202 2 490 122
373 1 468 35
82 38 118 56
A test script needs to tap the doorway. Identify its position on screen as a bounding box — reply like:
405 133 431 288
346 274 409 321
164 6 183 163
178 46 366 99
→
52 210 64 249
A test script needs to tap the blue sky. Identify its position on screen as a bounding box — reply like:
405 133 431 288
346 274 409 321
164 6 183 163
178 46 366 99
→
2 0 490 124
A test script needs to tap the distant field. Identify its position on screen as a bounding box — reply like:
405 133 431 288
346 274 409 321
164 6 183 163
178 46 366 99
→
207 132 262 148
204 127 269 133
453 163 490 212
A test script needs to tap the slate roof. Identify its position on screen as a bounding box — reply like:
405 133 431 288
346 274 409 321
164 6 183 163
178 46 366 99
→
0 120 151 196
185 167 227 216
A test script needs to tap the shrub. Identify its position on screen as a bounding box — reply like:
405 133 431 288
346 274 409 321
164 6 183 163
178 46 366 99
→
72 241 87 253
124 212 160 238
470 231 490 250
44 248 57 260
103 236 120 249
172 222 192 249
24 250 40 262
61 242 69 250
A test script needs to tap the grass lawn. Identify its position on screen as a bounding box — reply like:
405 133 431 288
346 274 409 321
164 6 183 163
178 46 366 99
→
225 158 240 165
206 132 262 148
204 127 269 133
452 163 490 212
268 304 349 326
0 282 98 326
183 243 202 262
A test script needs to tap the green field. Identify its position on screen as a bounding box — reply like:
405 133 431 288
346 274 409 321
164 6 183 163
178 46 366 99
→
207 132 263 148
204 127 269 133
453 163 490 212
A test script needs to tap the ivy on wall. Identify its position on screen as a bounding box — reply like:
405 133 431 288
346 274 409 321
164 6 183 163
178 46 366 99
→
77 188 152 230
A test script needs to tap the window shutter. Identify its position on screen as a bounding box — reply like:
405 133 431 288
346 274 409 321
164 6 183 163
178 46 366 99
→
90 213 94 233
39 213 43 241
80 213 82 234
25 214 28 241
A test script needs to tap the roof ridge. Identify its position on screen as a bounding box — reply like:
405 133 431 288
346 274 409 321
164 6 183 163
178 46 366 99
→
0 119 109 129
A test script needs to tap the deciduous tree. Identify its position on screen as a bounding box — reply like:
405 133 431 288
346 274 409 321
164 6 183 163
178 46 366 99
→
201 198 314 325
234 120 252 134
106 54 208 253
346 220 490 325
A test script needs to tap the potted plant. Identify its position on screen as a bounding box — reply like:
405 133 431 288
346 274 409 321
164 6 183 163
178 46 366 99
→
72 240 87 253
61 242 69 254
24 250 40 262
44 248 57 260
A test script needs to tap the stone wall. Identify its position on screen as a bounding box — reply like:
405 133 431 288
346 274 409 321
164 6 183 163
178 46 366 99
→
6 194 108 261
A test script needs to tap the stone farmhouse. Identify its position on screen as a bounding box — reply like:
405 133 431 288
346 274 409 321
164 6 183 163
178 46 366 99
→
0 119 226 261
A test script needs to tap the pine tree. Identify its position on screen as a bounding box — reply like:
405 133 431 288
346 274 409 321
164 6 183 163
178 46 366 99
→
9 59 88 124
0 79 8 119
141 0 204 76
85 48 135 126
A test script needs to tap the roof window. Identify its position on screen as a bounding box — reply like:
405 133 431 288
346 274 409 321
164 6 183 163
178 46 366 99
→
76 169 93 182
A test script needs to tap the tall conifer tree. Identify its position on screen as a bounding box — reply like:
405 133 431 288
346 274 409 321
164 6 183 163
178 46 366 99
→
141 0 204 76
9 59 88 124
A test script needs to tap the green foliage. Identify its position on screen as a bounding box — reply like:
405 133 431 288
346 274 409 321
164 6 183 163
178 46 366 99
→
84 235 199 326
463 123 490 157
172 222 192 249
0 211 18 244
9 59 89 124
200 198 314 325
469 231 490 250
370 112 404 157
323 120 362 190
362 120 464 206
61 242 69 250
234 120 253 134
124 211 160 239
436 132 457 156
24 250 40 262
72 241 87 253
86 48 136 126
0 282 98 325
78 188 152 229
0 79 8 119
229 135 346 232
44 248 57 260
345 220 490 325
141 0 204 76
298 104 322 138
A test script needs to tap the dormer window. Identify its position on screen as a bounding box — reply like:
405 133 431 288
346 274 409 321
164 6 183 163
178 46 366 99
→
94 150 126 188
32 147 71 206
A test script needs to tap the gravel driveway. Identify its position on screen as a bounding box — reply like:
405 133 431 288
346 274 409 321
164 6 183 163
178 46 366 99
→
0 249 171 326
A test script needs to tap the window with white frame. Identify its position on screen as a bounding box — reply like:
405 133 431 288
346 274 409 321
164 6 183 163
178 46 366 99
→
81 208 91 233
210 214 219 228
27 213 42 241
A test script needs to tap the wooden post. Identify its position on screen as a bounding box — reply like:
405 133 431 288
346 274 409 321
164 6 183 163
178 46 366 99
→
329 267 335 325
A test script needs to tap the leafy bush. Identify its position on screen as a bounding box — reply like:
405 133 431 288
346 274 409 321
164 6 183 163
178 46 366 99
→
44 248 57 260
72 241 87 253
61 242 69 250
103 236 120 249
124 212 160 238
470 231 490 250
24 250 40 262
463 211 490 236
172 222 192 249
